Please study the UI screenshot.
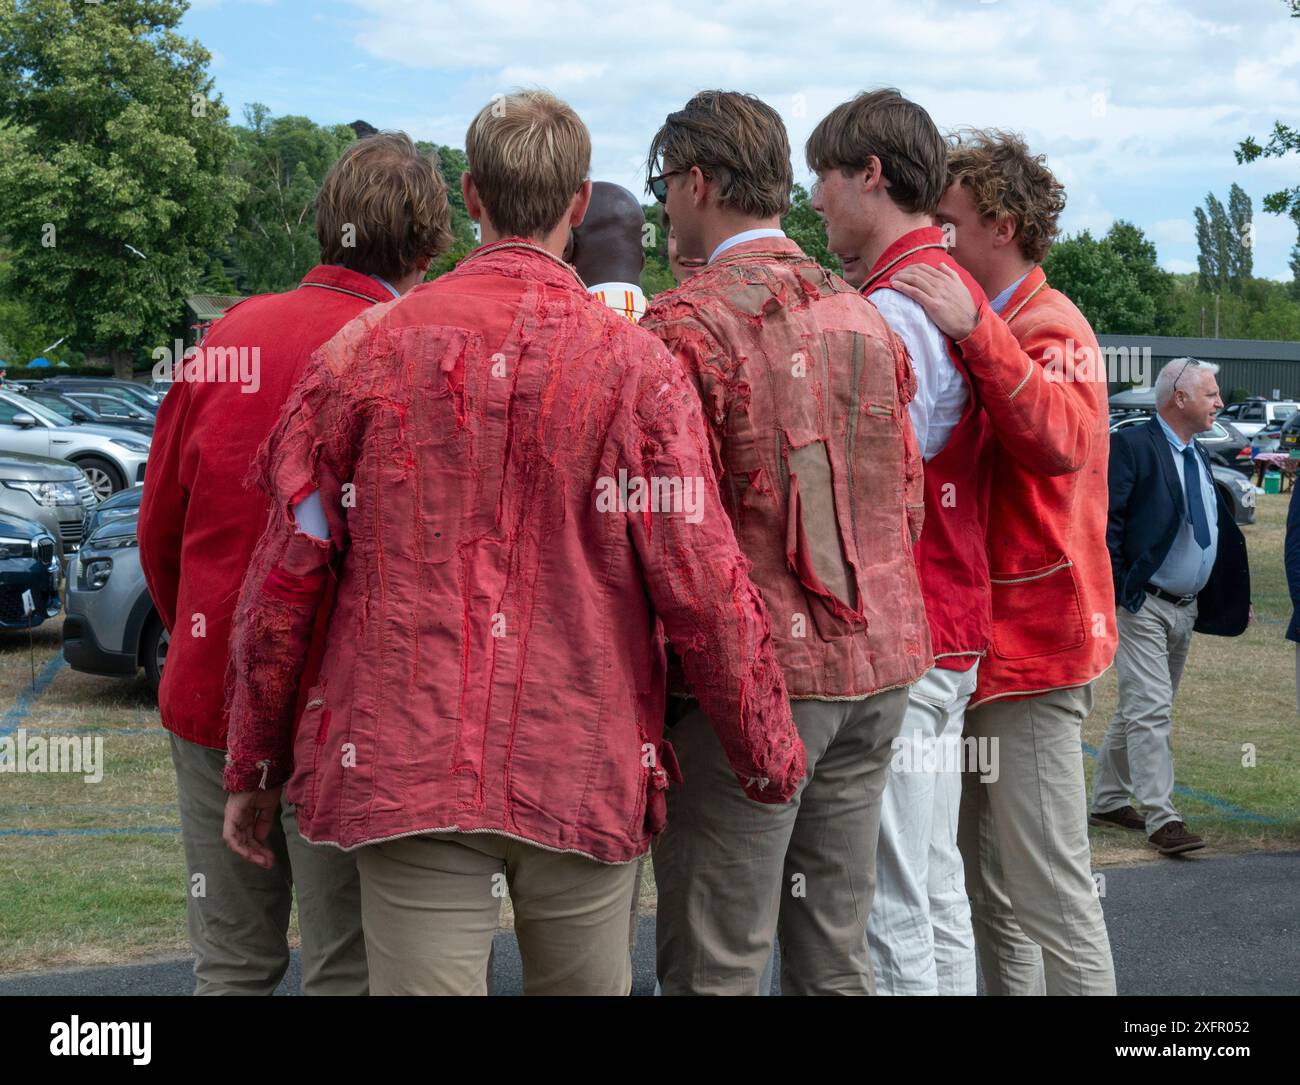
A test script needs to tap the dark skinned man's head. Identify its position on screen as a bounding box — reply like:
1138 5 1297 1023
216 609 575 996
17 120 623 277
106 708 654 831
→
568 181 645 285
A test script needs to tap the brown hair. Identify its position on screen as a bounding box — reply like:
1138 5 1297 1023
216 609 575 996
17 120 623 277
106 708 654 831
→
465 90 591 239
805 89 945 216
945 128 1067 262
646 91 792 218
315 132 451 280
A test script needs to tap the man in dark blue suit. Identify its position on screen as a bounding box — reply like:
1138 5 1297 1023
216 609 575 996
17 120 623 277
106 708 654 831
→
1287 487 1300 711
1093 358 1250 856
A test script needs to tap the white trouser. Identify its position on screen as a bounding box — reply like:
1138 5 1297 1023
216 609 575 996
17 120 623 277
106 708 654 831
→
867 662 979 995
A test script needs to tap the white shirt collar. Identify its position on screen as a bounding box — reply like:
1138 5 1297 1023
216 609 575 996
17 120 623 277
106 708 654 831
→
709 228 786 265
587 281 645 297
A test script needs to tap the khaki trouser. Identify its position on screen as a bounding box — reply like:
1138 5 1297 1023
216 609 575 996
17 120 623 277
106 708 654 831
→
169 733 368 995
868 664 979 996
959 684 1117 996
653 688 908 995
357 831 640 995
1092 596 1195 834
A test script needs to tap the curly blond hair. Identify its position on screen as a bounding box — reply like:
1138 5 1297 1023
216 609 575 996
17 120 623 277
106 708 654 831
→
945 129 1066 262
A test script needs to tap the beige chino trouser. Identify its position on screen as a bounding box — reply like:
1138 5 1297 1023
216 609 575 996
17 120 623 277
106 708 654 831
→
959 684 1117 996
653 688 908 995
357 831 641 996
169 733 368 995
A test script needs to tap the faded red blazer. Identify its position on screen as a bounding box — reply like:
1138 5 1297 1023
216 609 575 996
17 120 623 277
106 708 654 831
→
642 236 933 699
222 240 805 863
139 265 396 750
953 266 1118 708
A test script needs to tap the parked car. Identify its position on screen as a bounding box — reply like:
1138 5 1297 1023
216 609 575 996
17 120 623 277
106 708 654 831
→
1251 421 1284 457
1279 412 1300 456
1108 413 1253 474
1216 398 1299 439
31 377 162 416
19 386 155 436
0 389 150 501
62 486 167 692
0 509 61 631
0 450 98 557
1212 464 1256 526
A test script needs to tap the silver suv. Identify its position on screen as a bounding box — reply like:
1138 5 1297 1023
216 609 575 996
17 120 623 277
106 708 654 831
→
0 389 151 501
0 450 98 557
63 485 167 692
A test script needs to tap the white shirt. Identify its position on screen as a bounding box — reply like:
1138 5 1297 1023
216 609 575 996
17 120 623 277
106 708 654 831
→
588 281 646 323
868 288 967 461
709 228 786 264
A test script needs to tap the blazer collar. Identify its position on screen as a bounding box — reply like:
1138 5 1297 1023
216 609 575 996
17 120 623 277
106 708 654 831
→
860 226 949 292
298 264 396 305
1001 265 1048 323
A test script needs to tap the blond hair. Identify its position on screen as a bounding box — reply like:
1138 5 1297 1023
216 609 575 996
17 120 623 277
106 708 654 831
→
465 90 591 239
945 129 1067 263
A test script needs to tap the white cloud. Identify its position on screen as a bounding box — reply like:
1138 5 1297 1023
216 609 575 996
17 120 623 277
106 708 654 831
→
336 0 1300 276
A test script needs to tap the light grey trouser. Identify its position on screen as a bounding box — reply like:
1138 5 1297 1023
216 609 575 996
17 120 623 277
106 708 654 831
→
169 733 368 995
868 663 979 996
653 688 908 995
1092 595 1196 834
960 684 1117 996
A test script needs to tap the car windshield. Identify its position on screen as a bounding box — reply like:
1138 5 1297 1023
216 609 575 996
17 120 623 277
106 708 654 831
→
76 394 150 419
26 395 76 423
5 392 71 427
1274 404 1298 421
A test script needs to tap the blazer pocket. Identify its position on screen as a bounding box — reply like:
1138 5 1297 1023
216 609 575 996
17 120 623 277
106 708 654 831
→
990 558 1086 660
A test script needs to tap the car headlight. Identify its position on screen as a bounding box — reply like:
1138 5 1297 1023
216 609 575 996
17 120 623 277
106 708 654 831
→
109 438 151 453
82 558 113 590
1 479 83 507
1234 478 1252 494
0 535 38 560
86 527 138 550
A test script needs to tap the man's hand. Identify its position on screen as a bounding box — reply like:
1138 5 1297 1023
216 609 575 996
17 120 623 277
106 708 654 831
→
892 263 981 341
223 787 283 869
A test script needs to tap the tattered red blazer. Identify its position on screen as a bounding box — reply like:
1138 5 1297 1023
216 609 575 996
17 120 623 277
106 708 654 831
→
642 236 933 699
221 240 805 864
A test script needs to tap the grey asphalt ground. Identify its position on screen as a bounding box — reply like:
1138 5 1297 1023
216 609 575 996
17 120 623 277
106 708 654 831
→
1 850 1296 996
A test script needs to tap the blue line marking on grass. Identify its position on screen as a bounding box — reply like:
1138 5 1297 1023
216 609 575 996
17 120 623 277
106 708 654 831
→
0 655 66 738
19 726 164 737
1082 741 1279 824
0 827 181 838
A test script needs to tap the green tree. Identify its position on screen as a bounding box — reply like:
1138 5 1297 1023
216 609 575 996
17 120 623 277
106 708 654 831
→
418 141 478 279
782 182 839 274
0 0 242 376
228 105 356 294
1194 192 1235 293
1043 224 1168 334
1228 182 1254 287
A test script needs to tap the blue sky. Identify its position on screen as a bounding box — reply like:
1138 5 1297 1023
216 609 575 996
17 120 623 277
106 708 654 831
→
183 0 1300 281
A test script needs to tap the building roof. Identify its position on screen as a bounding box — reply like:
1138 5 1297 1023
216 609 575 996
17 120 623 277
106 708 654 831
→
185 294 244 322
1097 334 1300 363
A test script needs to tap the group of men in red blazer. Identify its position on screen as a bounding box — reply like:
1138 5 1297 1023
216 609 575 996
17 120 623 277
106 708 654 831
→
139 84 1121 996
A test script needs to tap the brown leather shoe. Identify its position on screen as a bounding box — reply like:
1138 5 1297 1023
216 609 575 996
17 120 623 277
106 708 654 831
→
1149 821 1205 856
1089 805 1146 832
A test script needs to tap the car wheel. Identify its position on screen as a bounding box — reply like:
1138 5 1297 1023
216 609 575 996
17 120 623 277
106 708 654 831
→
74 456 125 501
141 612 169 694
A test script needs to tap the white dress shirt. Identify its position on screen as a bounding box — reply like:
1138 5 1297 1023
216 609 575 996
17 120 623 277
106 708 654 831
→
868 288 967 461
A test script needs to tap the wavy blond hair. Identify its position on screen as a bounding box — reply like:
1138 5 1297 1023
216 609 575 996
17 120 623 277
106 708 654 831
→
945 128 1067 262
